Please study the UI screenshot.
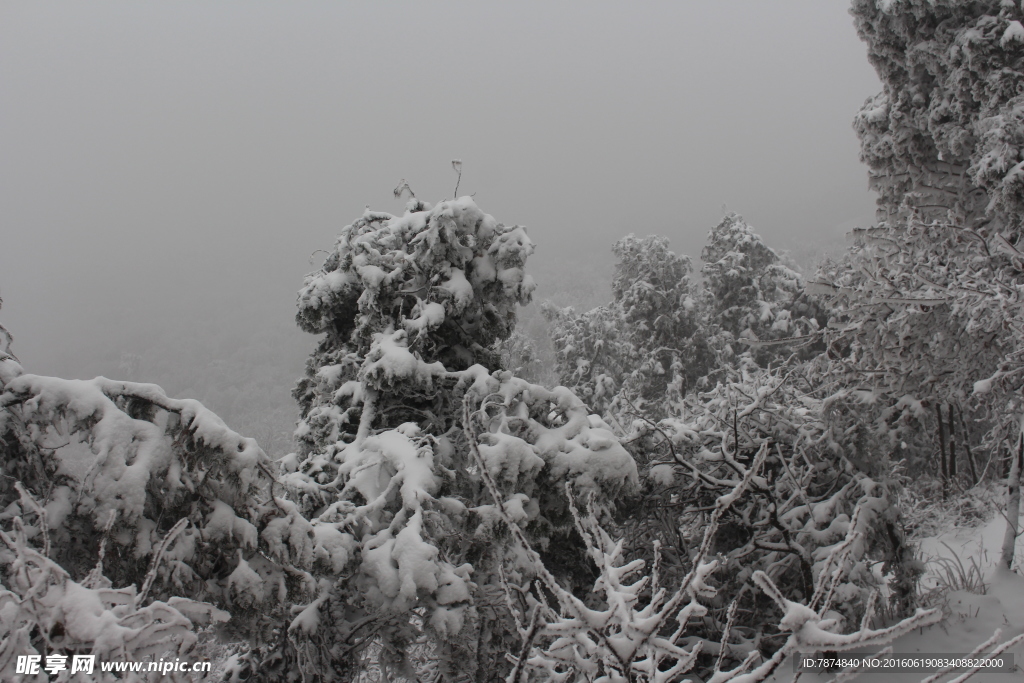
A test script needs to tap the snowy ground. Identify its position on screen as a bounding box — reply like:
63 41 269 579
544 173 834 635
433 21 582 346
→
768 504 1024 682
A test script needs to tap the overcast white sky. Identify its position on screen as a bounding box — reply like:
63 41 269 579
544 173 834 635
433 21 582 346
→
0 1 881 377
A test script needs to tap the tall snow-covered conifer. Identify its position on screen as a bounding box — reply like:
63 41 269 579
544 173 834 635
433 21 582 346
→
544 234 707 421
811 2 1024 491
279 197 637 680
700 214 822 371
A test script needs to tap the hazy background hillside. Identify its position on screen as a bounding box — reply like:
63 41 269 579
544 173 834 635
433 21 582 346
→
0 1 880 456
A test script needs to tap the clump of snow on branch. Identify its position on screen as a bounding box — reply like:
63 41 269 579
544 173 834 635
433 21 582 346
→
0 490 228 682
472 430 941 683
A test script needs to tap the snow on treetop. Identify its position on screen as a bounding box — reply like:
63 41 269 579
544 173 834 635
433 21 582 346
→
0 374 268 528
296 197 535 370
701 213 782 277
1004 20 1024 46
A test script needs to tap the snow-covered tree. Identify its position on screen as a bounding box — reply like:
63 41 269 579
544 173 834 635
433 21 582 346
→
541 223 906 657
277 197 639 680
843 0 1024 403
0 372 271 587
793 0 1024 575
810 223 1003 487
0 297 280 679
700 214 823 372
544 303 631 417
0 490 229 682
811 2 1024 499
850 0 1024 228
544 234 709 422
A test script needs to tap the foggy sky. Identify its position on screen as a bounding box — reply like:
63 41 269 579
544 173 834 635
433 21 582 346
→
0 1 881 379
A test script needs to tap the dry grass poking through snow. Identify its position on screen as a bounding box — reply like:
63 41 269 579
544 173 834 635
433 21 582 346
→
918 541 990 617
900 478 1002 543
899 479 1004 616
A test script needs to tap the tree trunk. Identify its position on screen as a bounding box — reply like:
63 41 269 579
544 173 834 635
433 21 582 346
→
947 404 957 479
958 405 979 486
936 403 948 501
1000 430 1023 570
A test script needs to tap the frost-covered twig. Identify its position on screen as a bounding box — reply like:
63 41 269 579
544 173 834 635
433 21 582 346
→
14 482 48 558
138 517 189 605
507 606 544 683
919 628 1002 683
82 509 118 589
944 631 1024 683
467 406 768 681
740 569 939 682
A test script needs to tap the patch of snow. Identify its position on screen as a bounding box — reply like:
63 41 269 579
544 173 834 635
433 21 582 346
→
1003 21 1024 47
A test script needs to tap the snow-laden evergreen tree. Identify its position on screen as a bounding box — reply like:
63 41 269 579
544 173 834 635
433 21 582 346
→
843 0 1024 403
813 1 1024 511
0 297 278 680
0 373 272 590
544 234 709 422
850 0 1024 227
543 303 630 417
278 197 638 680
545 218 825 426
700 214 824 372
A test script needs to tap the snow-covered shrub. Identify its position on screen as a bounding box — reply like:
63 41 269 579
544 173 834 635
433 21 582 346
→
471 423 942 682
275 197 639 681
0 365 275 619
0 295 342 675
0 485 229 682
901 480 1002 544
617 355 922 660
